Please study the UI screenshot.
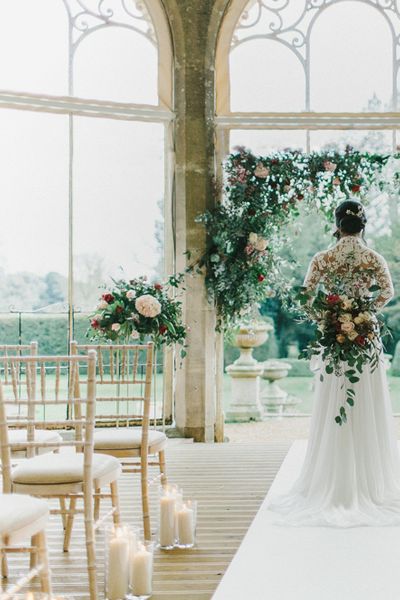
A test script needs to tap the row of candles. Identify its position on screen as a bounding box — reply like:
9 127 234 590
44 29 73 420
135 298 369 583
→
106 485 197 599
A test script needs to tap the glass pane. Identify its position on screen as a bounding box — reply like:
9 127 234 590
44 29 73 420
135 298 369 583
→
21 313 69 354
310 2 393 111
310 130 393 153
73 117 164 310
0 0 68 95
230 39 305 112
0 109 69 312
74 27 158 104
229 130 306 155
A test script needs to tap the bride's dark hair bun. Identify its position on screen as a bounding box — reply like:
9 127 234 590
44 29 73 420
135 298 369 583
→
335 199 367 235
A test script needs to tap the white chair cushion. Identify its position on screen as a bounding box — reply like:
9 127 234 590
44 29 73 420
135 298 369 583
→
0 494 49 542
12 452 121 485
9 429 62 450
94 428 167 451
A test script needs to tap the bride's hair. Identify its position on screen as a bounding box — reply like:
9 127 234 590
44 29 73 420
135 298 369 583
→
334 199 367 237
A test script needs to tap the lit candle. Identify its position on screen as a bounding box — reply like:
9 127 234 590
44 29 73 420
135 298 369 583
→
173 489 183 540
177 503 195 546
107 528 130 600
131 543 153 597
159 492 176 548
129 529 139 588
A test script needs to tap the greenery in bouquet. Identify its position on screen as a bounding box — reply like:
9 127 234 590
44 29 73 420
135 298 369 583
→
87 275 187 357
296 281 390 425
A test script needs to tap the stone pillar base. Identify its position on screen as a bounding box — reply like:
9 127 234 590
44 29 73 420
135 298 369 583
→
174 425 215 443
225 364 263 422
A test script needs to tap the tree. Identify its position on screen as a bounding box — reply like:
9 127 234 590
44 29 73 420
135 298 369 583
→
74 253 106 310
153 197 164 280
39 272 67 307
261 207 332 356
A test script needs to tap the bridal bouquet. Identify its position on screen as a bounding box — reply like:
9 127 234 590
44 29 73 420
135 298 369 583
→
88 275 187 355
297 284 389 425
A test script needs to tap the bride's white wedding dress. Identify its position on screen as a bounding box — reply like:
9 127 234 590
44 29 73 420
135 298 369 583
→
268 235 400 527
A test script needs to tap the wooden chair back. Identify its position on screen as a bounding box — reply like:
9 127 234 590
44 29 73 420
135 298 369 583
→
70 342 154 430
0 352 97 493
0 342 37 388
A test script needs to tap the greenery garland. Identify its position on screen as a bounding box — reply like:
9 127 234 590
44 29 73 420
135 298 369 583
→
196 146 400 330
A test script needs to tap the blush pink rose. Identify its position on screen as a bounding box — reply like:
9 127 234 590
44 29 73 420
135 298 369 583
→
135 294 162 318
254 162 270 179
324 161 337 172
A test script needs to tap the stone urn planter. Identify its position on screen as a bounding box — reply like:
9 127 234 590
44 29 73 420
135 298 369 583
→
226 322 273 422
231 323 273 367
261 359 292 414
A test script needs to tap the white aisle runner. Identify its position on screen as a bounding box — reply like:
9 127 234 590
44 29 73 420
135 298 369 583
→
212 440 400 600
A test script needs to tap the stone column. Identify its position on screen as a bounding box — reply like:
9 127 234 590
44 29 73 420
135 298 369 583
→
162 0 229 441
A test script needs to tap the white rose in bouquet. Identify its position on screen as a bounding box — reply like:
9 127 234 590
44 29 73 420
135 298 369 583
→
347 330 359 341
135 294 162 318
254 237 268 252
338 313 353 323
341 321 355 333
111 323 121 331
248 232 258 244
341 297 353 310
126 290 136 299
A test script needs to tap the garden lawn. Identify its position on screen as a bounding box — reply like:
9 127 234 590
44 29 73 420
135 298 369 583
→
223 375 400 416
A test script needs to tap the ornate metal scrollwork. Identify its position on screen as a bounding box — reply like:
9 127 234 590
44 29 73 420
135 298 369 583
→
232 0 400 110
62 0 155 49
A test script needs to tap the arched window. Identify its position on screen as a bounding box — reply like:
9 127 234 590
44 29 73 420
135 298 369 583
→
216 0 400 415
0 0 173 326
216 0 399 156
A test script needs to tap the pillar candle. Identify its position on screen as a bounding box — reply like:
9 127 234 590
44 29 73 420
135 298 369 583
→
107 528 130 600
129 529 139 587
131 544 153 597
174 490 183 539
177 503 195 546
159 493 176 547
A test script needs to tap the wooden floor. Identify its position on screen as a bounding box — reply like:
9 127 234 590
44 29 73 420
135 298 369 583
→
3 439 290 600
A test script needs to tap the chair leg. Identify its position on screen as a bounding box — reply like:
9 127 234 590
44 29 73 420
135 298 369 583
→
63 496 77 552
159 450 167 486
0 548 8 580
141 472 151 541
110 480 121 526
36 530 52 595
94 487 101 523
30 534 38 570
83 491 97 600
59 498 67 530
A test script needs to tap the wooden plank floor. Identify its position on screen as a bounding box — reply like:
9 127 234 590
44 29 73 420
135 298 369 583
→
3 440 290 600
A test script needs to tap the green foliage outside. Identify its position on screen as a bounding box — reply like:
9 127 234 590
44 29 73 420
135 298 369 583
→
0 313 93 355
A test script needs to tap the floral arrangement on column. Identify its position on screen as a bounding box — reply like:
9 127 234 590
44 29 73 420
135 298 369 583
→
195 146 400 329
88 274 187 357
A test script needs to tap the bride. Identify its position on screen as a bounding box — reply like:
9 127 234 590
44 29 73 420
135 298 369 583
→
268 199 400 527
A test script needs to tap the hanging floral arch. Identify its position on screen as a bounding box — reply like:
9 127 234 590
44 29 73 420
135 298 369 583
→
195 146 400 329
